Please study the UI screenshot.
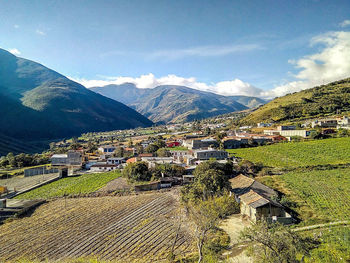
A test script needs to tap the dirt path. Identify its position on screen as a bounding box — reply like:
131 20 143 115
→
292 220 350 232
220 214 253 263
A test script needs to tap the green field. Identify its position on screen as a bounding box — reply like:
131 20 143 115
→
15 171 121 199
228 137 350 168
278 169 350 222
167 146 188 151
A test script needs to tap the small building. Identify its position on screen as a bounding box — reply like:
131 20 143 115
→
140 157 174 168
51 151 83 167
264 128 310 138
106 157 125 165
90 163 118 172
134 181 160 192
193 149 228 160
170 150 189 163
183 138 219 150
311 119 338 128
230 175 293 224
98 145 116 153
257 122 272 128
166 141 180 148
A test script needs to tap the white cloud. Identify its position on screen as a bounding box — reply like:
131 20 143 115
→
265 31 350 98
70 73 264 97
72 30 350 100
339 20 350 28
147 44 263 60
36 29 46 36
9 48 21 55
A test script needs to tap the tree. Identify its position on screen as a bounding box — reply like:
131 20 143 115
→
240 221 317 263
156 148 170 157
182 161 232 202
145 144 159 153
127 139 134 147
122 162 151 181
188 196 239 263
114 147 125 157
188 198 222 263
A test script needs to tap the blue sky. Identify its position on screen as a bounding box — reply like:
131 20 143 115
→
1 0 350 98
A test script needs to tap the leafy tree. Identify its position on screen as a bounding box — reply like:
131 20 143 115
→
127 139 134 147
122 162 151 181
154 139 166 149
156 148 170 157
240 221 318 263
150 163 185 178
188 196 239 263
114 147 125 157
145 144 159 153
135 143 144 154
182 160 233 203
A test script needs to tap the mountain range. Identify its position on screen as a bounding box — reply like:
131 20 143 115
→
91 84 265 123
242 78 350 124
0 48 153 145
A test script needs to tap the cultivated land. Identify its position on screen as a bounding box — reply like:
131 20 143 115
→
14 171 121 199
0 192 194 262
0 172 58 193
228 137 350 169
260 169 350 223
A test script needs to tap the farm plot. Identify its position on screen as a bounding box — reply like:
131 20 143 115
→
0 192 194 262
15 171 121 199
228 137 350 168
279 168 350 222
0 172 59 192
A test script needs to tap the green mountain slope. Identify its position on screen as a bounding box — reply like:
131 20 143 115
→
91 84 265 123
0 49 153 144
242 78 350 124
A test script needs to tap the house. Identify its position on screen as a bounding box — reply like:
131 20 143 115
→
337 116 350 129
51 151 83 167
134 181 160 191
183 138 219 149
264 126 310 138
90 163 118 172
193 149 228 160
140 157 174 168
311 119 338 128
98 145 116 153
106 157 125 165
230 175 293 224
257 122 272 128
126 157 138 163
166 141 180 148
170 150 189 163
138 153 153 158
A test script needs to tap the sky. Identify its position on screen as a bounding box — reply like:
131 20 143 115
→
1 0 350 99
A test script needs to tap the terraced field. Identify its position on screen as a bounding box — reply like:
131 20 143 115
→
0 192 194 262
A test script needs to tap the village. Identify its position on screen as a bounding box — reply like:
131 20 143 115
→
2 114 350 222
0 112 350 262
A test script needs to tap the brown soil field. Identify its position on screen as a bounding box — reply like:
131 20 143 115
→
0 191 194 262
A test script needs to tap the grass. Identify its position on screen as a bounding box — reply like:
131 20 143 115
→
167 146 188 151
302 226 350 262
258 168 350 223
14 170 121 199
227 137 350 168
0 164 49 177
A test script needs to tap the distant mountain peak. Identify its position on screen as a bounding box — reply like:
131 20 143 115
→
91 83 266 123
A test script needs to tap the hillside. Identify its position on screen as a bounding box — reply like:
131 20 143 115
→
91 84 265 123
0 49 153 146
242 78 350 124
